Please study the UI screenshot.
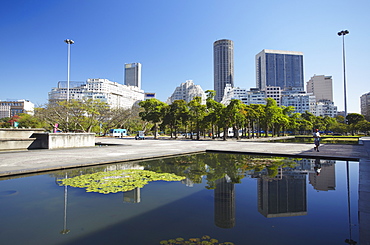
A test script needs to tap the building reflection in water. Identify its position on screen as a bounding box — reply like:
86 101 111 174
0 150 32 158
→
309 159 336 191
214 175 235 228
359 158 369 245
53 156 366 244
123 187 141 203
258 173 307 218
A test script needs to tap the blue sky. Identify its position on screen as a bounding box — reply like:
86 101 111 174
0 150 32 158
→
1 0 369 113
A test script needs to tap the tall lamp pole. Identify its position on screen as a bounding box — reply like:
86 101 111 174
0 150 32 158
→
338 30 349 121
64 39 74 102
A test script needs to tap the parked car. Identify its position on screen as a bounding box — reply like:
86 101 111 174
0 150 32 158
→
135 131 145 140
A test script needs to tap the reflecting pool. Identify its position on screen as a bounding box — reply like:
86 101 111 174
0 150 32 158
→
0 153 360 245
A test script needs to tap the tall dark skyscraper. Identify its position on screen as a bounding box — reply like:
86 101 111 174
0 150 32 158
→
214 176 235 228
258 175 307 218
256 49 304 91
124 63 142 89
214 39 234 102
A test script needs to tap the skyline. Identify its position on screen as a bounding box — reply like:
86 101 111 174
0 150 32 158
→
1 0 369 113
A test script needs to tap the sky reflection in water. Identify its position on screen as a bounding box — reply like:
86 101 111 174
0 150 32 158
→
0 153 360 245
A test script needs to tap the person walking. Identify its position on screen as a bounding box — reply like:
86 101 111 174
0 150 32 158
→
313 129 321 152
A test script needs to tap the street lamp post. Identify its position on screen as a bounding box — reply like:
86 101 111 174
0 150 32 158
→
338 30 349 122
64 39 74 102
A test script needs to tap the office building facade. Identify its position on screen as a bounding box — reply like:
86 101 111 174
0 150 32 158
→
220 85 266 106
361 92 370 120
281 92 316 114
306 75 333 102
256 49 304 91
263 86 282 106
124 63 142 89
0 100 34 119
214 39 234 102
315 100 337 117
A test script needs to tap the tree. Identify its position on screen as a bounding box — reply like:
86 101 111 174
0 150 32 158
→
356 120 370 135
249 104 265 138
35 99 111 133
101 106 144 135
347 113 365 135
205 90 224 138
161 100 188 138
17 113 45 128
0 117 11 128
346 113 365 125
222 99 245 140
138 98 167 139
262 98 281 137
335 115 346 124
187 97 207 140
68 99 110 133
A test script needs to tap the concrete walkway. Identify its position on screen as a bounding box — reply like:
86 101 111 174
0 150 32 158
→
0 137 369 177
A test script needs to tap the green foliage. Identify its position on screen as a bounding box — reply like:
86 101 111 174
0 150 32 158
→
138 95 366 138
0 117 11 128
188 97 207 140
346 113 365 125
355 120 370 134
222 99 245 139
161 100 189 138
139 98 167 138
35 99 110 133
159 235 234 245
138 153 298 189
16 113 45 128
33 99 148 134
60 169 185 194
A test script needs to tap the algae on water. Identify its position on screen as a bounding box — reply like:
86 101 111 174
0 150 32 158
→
60 169 185 194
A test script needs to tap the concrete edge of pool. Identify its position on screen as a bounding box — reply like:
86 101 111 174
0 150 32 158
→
0 137 369 178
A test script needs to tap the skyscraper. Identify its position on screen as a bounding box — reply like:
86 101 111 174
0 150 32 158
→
256 49 304 91
360 92 370 120
214 39 234 102
306 75 333 102
124 63 142 89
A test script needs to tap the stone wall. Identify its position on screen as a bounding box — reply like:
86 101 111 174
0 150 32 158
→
0 128 45 151
0 128 45 139
30 133 95 149
0 129 95 150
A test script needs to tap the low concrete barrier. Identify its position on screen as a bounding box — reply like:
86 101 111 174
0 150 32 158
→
30 133 95 149
0 128 45 138
0 138 36 151
0 129 95 150
0 128 45 151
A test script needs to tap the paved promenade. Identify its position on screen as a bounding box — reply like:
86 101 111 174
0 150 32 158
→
0 137 369 177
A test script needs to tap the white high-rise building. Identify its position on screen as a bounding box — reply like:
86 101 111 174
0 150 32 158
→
221 85 266 106
214 39 234 102
315 100 337 117
124 63 142 89
281 92 316 114
49 78 145 109
263 86 282 106
167 80 206 104
306 75 333 102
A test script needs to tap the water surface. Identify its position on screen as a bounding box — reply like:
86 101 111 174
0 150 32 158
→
0 153 360 245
